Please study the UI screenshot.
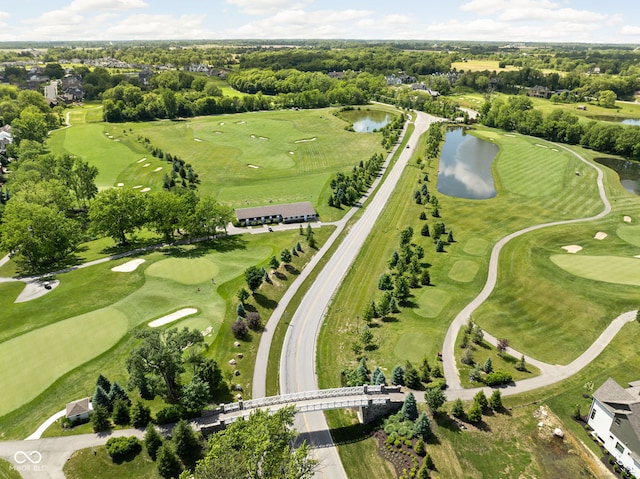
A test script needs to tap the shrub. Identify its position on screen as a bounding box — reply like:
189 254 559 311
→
484 370 513 386
105 436 141 462
414 437 426 456
246 311 261 330
451 398 465 418
609 456 615 465
155 405 183 425
231 318 248 338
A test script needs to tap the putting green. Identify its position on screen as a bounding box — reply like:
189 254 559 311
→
0 307 127 416
550 255 640 286
394 332 430 364
448 260 480 283
416 288 451 318
145 257 219 285
463 238 489 256
617 224 640 248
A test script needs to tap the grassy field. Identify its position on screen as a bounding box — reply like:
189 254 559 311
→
316 122 640 477
48 106 392 222
0 459 21 479
63 446 162 479
451 60 519 73
0 226 333 438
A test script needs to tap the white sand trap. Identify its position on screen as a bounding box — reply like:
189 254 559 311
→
624 216 632 223
153 167 163 172
504 133 516 137
149 308 198 328
237 121 246 124
194 138 203 142
259 136 268 140
143 163 151 167
562 245 582 253
551 148 559 151
219 122 225 126
250 134 256 138
137 158 147 163
15 279 60 303
117 182 124 187
201 326 213 336
594 232 608 240
107 135 113 139
535 144 548 148
635 255 640 259
247 164 259 169
289 151 295 155
133 185 142 188
295 137 317 143
141 187 151 192
111 258 145 272
114 139 120 142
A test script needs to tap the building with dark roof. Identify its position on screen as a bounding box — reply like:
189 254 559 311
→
65 397 93 422
588 377 640 476
235 201 318 225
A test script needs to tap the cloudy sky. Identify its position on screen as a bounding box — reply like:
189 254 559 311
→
0 0 638 44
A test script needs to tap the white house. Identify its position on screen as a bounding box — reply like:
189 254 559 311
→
0 129 11 153
588 377 640 476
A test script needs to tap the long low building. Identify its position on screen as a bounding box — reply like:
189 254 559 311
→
236 201 318 225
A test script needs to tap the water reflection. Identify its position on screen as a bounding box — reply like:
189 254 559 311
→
437 128 498 199
352 113 390 132
594 157 640 195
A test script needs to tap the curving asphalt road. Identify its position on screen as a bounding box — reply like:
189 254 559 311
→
277 111 438 479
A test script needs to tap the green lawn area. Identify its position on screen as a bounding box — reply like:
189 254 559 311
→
47 106 391 222
316 122 640 478
0 226 333 439
0 459 21 479
63 446 162 479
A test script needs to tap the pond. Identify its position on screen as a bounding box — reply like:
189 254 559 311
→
588 116 640 126
594 157 640 195
437 127 499 199
349 110 391 133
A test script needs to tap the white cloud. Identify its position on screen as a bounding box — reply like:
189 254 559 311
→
104 14 208 40
68 0 147 12
459 0 559 15
620 25 640 36
226 0 313 16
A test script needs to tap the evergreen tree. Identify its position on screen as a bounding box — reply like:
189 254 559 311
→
424 388 446 414
156 444 182 479
91 405 111 432
413 411 432 439
378 272 393 290
469 364 482 382
447 230 454 242
401 392 419 421
414 437 426 456
489 389 503 410
269 255 280 270
471 324 484 344
389 296 399 314
467 402 483 423
145 424 164 460
388 250 400 268
371 367 387 385
516 355 527 371
112 397 130 426
450 398 464 418
473 390 488 411
280 248 292 264
131 400 152 429
483 357 493 373
173 419 200 462
292 247 298 256
391 365 405 386
421 223 430 237
93 385 111 412
296 241 303 252
419 357 431 383
419 211 427 220
236 288 250 304
108 381 129 405
236 302 246 317
417 462 430 479
96 374 111 394
404 361 421 389
435 239 444 252
362 300 376 322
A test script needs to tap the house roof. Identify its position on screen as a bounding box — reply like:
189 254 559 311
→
593 378 638 406
236 201 317 221
66 397 92 417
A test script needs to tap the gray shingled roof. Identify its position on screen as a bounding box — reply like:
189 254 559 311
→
235 201 317 221
66 397 91 418
593 378 637 406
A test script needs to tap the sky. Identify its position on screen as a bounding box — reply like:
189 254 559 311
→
0 0 639 44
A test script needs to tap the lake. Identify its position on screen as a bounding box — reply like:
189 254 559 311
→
588 116 640 126
594 157 640 195
351 111 391 132
437 128 499 199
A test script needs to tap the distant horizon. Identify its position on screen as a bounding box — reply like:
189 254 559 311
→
1 0 639 45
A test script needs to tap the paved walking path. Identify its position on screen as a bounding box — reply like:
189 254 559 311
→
441 140 633 400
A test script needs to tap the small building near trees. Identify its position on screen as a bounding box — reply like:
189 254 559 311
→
65 397 93 422
235 201 318 225
588 378 640 477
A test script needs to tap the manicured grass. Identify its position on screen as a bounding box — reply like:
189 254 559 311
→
47 107 391 222
616 223 640 247
63 445 162 479
0 459 21 479
550 254 640 286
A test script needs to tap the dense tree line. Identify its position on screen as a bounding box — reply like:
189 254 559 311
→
479 96 640 160
328 153 385 208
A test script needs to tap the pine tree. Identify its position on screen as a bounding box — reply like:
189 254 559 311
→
173 419 200 462
236 302 246 317
108 381 129 405
489 389 503 410
413 411 432 439
473 390 488 411
131 400 152 429
467 402 483 423
91 405 111 432
421 223 430 237
483 357 493 373
269 255 280 270
391 365 405 386
96 374 111 393
404 362 421 389
112 398 130 425
414 436 426 456
371 367 386 385
145 424 164 460
451 398 464 418
93 385 111 412
156 444 182 479
401 392 419 421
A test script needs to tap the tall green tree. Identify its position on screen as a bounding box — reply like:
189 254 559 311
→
424 388 446 414
173 419 201 462
244 265 264 292
145 424 164 460
126 327 203 402
156 444 182 479
401 392 419 421
193 407 317 479
89 187 146 244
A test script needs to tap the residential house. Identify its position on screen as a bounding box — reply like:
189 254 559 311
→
60 74 84 102
235 201 318 225
139 70 153 86
528 85 550 98
0 129 12 154
65 397 93 422
588 377 640 477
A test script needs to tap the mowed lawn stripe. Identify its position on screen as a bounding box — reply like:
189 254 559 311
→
0 307 128 416
550 255 640 285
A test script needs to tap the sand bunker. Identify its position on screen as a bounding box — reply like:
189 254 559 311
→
117 182 124 187
504 133 516 137
594 232 608 240
15 279 60 303
111 258 145 272
562 245 583 253
153 167 163 172
114 139 120 142
248 164 259 169
535 144 547 148
141 187 151 192
551 148 559 152
143 163 151 167
237 121 246 124
295 137 317 143
259 136 268 140
624 216 632 223
219 122 225 126
149 308 198 328
133 185 142 189
194 138 203 142
137 158 147 163
289 151 295 155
